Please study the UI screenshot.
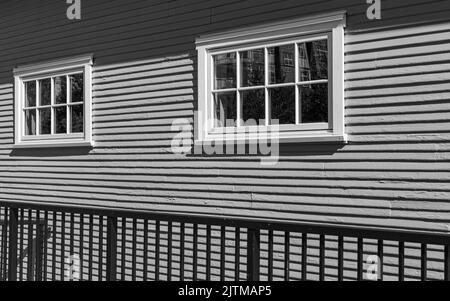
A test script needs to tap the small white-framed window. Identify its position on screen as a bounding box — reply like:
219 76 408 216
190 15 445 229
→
14 55 93 148
196 11 347 144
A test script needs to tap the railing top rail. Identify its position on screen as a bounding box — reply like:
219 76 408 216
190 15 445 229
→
1 199 449 245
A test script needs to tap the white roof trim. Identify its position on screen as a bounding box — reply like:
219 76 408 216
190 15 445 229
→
196 10 346 48
13 54 93 77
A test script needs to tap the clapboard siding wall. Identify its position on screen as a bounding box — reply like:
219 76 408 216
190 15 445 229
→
1 0 450 81
1 0 450 248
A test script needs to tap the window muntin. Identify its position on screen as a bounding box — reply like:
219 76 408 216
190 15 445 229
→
211 37 329 130
22 73 84 138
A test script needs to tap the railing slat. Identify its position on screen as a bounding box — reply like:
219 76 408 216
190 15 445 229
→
1 207 8 281
338 236 344 281
79 214 84 281
378 240 383 281
52 211 56 281
61 212 66 281
168 221 173 281
268 230 273 281
27 209 33 281
43 211 48 281
421 244 427 281
319 234 325 281
193 223 198 281
106 216 117 282
155 220 160 281
247 228 260 281
19 209 24 282
0 207 5 281
206 225 211 281
132 218 137 281
302 233 307 281
235 227 240 281
35 211 43 282
99 216 104 281
357 238 363 281
69 213 74 282
445 245 450 281
285 231 290 281
88 214 93 281
7 208 18 281
180 223 184 281
5 207 9 280
220 226 226 281
143 219 148 282
120 217 126 281
399 241 405 281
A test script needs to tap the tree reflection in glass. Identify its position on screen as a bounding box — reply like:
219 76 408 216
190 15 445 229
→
55 106 67 134
240 49 264 87
25 81 36 107
270 87 295 125
25 109 36 136
298 40 328 82
214 53 236 90
70 74 84 103
268 44 295 84
55 76 67 104
214 92 236 127
300 83 328 123
71 105 84 133
39 78 51 106
39 108 51 134
242 89 265 125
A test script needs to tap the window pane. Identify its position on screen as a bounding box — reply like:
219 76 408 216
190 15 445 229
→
240 49 265 87
300 83 328 123
71 105 84 133
268 44 295 84
298 40 328 82
25 109 36 136
214 92 236 127
55 76 67 104
70 74 84 103
270 87 295 125
25 81 36 107
214 53 236 90
39 108 51 135
39 78 51 106
242 89 265 125
55 107 67 134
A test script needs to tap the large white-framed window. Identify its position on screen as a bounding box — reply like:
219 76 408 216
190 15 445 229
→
196 11 347 143
14 55 93 148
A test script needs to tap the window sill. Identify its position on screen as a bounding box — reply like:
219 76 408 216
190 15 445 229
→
196 132 347 145
13 140 93 149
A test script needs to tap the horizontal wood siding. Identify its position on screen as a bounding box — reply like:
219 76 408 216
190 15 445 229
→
0 1 450 280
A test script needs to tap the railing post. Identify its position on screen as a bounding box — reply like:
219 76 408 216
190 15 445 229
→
106 216 117 281
7 207 18 281
35 218 44 281
247 228 260 281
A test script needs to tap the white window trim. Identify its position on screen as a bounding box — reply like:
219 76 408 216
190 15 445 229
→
196 11 347 144
13 55 93 148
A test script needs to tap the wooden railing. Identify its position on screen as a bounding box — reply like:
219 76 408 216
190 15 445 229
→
0 200 450 281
